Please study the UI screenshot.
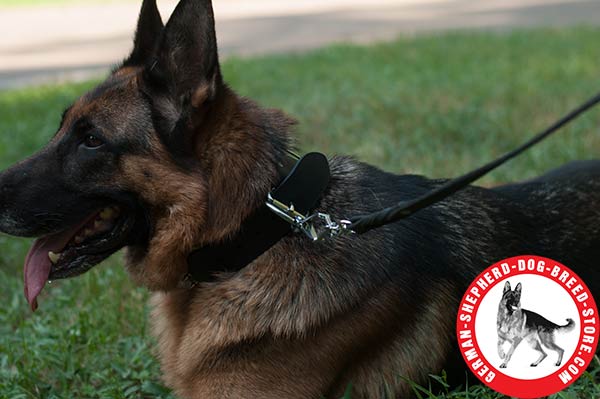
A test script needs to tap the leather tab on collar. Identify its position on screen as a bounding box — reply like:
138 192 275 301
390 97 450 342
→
187 152 330 282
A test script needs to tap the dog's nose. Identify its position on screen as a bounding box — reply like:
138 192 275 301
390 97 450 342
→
0 181 13 196
0 172 13 204
0 167 23 204
0 176 16 196
0 162 36 236
0 181 21 235
0 148 70 237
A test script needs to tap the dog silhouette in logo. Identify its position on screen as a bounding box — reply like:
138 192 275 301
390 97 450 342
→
496 281 575 368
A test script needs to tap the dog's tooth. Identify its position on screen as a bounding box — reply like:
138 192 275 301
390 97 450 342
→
48 251 61 264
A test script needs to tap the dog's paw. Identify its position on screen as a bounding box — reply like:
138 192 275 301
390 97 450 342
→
499 363 507 368
530 363 538 367
555 361 562 367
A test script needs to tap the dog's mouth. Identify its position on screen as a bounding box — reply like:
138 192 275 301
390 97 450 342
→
24 205 136 311
506 303 519 313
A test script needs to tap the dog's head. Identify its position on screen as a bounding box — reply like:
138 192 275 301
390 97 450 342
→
0 0 289 310
501 281 522 313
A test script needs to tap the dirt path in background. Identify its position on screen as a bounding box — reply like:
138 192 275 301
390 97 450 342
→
1 0 599 89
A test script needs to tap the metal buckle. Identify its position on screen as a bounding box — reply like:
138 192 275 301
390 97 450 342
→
266 193 354 241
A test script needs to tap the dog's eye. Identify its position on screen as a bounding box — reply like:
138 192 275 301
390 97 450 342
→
82 134 104 149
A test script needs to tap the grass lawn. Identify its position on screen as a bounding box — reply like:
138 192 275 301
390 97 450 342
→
1 27 600 398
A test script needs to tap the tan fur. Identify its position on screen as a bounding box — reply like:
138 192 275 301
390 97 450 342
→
150 249 457 398
121 152 207 290
120 87 295 290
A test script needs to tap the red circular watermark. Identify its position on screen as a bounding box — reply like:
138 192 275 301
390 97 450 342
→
456 255 598 398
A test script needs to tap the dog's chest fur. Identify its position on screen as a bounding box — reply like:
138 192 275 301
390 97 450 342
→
149 274 457 399
497 308 525 339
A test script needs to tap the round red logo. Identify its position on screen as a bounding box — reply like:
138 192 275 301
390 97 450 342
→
456 255 598 398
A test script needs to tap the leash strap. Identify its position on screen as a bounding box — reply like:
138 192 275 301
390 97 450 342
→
187 152 330 282
347 91 600 234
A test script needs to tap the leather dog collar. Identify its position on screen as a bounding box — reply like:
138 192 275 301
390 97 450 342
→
186 152 330 283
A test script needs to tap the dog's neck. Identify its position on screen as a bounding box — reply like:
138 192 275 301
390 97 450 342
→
194 87 297 245
498 301 521 318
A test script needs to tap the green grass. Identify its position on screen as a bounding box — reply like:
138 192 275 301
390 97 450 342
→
1 27 600 398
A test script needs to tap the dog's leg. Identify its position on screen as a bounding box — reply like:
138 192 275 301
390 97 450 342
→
539 333 565 366
497 338 506 359
529 337 547 367
499 338 522 368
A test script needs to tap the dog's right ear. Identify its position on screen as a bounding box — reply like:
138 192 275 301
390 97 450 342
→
123 0 164 67
145 0 221 105
503 281 511 294
514 282 522 296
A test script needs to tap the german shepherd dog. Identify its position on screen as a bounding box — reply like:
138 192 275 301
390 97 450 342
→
0 0 598 397
497 282 576 369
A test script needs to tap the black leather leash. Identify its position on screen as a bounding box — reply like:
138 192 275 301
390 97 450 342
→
187 91 600 282
348 91 600 234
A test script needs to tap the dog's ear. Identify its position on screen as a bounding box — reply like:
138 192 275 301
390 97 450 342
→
514 282 522 298
123 0 164 66
146 0 221 106
503 281 511 294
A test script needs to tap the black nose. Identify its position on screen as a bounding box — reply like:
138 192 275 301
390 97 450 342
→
0 172 17 201
0 164 31 207
0 167 24 235
0 158 43 237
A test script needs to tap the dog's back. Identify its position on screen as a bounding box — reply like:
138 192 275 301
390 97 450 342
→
523 310 575 333
493 160 600 294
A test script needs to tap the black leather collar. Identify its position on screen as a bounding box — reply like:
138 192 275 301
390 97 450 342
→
186 152 330 282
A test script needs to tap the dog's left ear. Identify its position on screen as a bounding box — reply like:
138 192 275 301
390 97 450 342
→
146 0 222 107
514 282 522 297
123 0 164 66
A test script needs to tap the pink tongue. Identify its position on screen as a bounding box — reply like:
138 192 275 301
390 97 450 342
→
24 227 79 311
